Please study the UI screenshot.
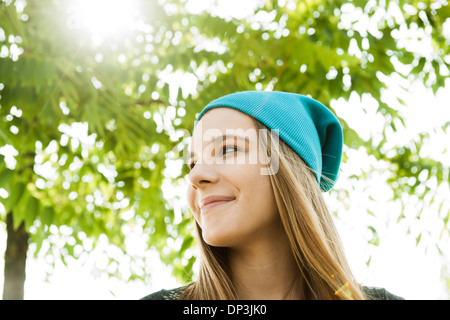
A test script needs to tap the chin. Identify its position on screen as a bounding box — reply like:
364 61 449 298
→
201 229 237 248
202 233 228 247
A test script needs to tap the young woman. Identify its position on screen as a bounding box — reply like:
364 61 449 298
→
142 91 403 300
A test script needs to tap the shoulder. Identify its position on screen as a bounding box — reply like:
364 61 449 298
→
141 284 402 300
140 285 189 300
362 286 404 300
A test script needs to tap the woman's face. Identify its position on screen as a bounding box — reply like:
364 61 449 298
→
186 107 280 248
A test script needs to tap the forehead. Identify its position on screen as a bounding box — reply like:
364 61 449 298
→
192 107 257 142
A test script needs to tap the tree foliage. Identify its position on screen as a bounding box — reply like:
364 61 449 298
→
0 0 449 298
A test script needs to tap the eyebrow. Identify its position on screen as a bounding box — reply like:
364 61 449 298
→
188 134 250 162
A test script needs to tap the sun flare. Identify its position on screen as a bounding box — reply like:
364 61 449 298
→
68 0 141 43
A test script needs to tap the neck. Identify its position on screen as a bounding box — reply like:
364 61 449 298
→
228 231 302 300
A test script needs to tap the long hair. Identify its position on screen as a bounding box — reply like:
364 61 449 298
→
180 119 365 300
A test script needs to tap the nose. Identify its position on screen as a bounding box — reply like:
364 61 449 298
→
188 162 219 190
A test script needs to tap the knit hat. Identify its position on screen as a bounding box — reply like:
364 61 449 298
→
194 91 343 192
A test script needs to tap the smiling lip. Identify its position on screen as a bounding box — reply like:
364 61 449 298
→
201 200 235 213
200 196 236 214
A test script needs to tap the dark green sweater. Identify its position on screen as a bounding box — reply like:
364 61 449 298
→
141 285 404 300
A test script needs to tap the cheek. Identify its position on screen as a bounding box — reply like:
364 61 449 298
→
231 163 278 224
239 152 273 191
243 173 277 218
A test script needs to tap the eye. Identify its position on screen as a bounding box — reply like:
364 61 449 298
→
222 145 239 155
189 145 239 170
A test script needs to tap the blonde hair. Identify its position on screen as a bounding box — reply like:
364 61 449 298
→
180 119 365 300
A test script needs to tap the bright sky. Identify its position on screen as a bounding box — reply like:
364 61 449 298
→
1 0 449 300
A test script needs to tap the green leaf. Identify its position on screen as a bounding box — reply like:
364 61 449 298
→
4 181 26 213
396 97 406 106
0 128 12 145
411 57 426 75
0 57 14 83
12 187 29 230
368 226 380 246
443 211 449 227
367 209 376 217
0 169 14 188
397 51 415 65
416 232 422 246
24 195 40 229
366 255 372 267
180 236 194 254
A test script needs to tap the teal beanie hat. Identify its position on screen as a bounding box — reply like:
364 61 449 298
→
194 91 343 192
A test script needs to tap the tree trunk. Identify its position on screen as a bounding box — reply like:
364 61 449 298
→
2 211 29 300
